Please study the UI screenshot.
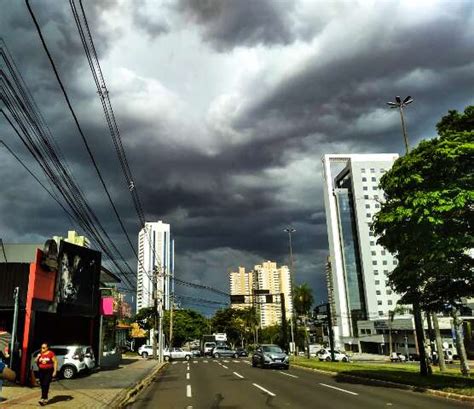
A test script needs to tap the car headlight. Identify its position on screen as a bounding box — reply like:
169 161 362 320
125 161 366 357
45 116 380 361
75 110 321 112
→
284 356 289 362
264 354 272 362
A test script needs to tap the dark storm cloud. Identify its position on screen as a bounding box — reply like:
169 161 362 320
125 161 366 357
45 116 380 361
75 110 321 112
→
176 0 298 50
132 7 170 39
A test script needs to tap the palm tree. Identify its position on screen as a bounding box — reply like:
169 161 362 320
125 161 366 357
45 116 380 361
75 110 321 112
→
293 284 314 357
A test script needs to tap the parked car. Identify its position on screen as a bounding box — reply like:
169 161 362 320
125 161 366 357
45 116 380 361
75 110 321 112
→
163 348 192 361
31 345 86 379
212 345 239 359
236 347 248 357
191 348 201 357
317 349 350 362
390 352 406 362
252 344 289 369
138 344 153 359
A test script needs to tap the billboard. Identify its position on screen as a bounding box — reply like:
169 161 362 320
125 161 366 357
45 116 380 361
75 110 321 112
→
57 241 101 317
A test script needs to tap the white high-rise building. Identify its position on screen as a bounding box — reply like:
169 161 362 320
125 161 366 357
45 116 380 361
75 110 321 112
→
253 261 293 328
322 154 406 349
136 221 174 311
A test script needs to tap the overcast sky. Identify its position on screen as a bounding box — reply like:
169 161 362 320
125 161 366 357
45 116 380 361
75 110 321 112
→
1 0 473 314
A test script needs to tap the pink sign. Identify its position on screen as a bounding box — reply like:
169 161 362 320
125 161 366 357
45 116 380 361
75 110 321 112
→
100 296 114 316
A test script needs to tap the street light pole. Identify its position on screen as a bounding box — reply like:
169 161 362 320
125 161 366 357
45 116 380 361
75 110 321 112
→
284 227 296 355
387 95 413 154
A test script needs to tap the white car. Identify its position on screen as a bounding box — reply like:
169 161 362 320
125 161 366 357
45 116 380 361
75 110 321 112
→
317 349 350 362
390 352 407 362
138 344 154 358
163 348 192 361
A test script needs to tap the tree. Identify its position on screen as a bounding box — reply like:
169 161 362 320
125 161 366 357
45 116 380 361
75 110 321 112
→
162 309 208 347
293 283 314 358
372 105 474 376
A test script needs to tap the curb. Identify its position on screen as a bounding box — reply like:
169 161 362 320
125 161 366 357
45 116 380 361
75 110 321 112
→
292 363 474 403
112 362 168 408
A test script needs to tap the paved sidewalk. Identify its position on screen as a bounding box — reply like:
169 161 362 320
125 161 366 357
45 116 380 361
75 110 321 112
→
0 357 164 408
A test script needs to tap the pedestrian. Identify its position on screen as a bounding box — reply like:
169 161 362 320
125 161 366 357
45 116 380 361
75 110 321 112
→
35 343 57 406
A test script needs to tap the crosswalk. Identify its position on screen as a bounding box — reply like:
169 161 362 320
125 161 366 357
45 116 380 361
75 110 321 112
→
171 359 251 365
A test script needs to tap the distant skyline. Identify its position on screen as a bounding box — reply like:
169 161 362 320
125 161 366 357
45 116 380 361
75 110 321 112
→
1 0 473 313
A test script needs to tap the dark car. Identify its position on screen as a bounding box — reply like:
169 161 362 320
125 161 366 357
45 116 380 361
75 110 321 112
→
252 344 289 369
212 345 239 358
236 347 248 357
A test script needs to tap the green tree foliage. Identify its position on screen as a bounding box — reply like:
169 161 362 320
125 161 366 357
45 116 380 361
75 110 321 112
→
372 106 474 376
293 283 314 316
211 306 258 346
162 309 209 347
134 307 155 331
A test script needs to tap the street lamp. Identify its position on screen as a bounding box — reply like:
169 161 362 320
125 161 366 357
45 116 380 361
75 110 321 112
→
284 227 296 355
387 96 413 154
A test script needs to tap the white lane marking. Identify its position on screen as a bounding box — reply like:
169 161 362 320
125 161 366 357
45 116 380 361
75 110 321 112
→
243 361 251 365
233 360 239 363
279 371 298 378
186 384 192 398
252 383 276 397
204 360 208 363
186 406 193 409
223 360 229 363
233 372 244 379
186 372 190 380
193 361 198 363
319 383 358 396
172 362 177 365
222 365 229 369
182 361 187 364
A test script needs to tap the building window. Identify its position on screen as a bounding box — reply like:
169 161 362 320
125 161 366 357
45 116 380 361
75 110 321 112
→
378 311 384 316
365 204 370 209
376 290 381 295
393 260 398 265
374 195 379 199
388 300 393 305
366 213 371 218
386 290 392 295
372 261 377 266
361 168 366 173
378 300 383 305
369 231 374 236
375 203 380 209
364 195 369 199
363 186 368 191
375 280 380 285
362 177 367 182
380 168 386 173
370 168 375 173
371 177 377 182
372 186 378 190
383 260 388 265
374 270 379 275
371 251 376 256
370 241 375 246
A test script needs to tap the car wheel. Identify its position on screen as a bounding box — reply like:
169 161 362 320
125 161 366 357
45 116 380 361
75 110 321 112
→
325 356 331 362
141 352 149 359
342 357 348 362
185 355 191 361
233 353 239 359
214 353 220 359
252 360 257 367
164 355 170 362
61 365 77 380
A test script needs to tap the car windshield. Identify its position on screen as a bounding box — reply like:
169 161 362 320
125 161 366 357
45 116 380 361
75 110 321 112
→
262 346 283 353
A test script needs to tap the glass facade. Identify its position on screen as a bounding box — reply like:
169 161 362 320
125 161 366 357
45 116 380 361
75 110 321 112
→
335 188 367 335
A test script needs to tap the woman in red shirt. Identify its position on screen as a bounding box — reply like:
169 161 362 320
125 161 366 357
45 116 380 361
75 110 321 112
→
35 343 57 405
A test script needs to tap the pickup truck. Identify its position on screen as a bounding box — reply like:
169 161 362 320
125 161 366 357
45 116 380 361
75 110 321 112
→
163 348 192 361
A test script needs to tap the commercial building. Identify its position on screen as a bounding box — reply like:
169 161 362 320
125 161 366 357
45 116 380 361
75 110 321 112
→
322 153 406 349
53 230 90 248
253 261 293 328
229 266 253 309
137 221 174 311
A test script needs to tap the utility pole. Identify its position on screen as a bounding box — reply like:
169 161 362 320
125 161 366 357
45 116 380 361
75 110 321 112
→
284 227 296 355
280 293 288 351
152 267 158 360
10 287 19 368
158 295 164 363
169 295 174 350
326 303 335 362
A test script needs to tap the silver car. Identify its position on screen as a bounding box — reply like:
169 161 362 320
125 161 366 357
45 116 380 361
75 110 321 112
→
252 344 289 369
79 346 96 371
31 345 86 379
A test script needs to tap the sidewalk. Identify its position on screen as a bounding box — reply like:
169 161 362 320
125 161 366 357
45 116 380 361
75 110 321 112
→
0 357 164 408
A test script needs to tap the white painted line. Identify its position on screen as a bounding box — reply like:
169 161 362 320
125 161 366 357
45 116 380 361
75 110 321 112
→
319 383 358 396
252 383 276 397
233 360 239 363
222 365 229 369
186 406 193 409
233 372 244 379
203 360 208 363
243 361 251 365
186 372 190 380
193 361 198 363
182 361 187 364
172 362 177 365
186 384 192 398
279 371 298 378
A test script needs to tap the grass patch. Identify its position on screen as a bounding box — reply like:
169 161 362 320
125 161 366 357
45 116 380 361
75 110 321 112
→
291 357 474 396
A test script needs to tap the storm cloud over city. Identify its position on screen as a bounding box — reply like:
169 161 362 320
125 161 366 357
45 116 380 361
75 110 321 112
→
1 0 473 309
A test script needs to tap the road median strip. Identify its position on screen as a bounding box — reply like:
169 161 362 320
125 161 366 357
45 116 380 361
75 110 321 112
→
291 359 474 404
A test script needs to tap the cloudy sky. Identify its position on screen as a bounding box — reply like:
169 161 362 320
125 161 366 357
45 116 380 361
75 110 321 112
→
1 0 473 314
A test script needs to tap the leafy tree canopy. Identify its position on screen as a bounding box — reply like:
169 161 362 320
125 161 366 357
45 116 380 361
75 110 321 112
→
293 283 314 316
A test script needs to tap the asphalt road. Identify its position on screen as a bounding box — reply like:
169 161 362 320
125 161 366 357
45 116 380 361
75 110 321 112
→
130 357 472 409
